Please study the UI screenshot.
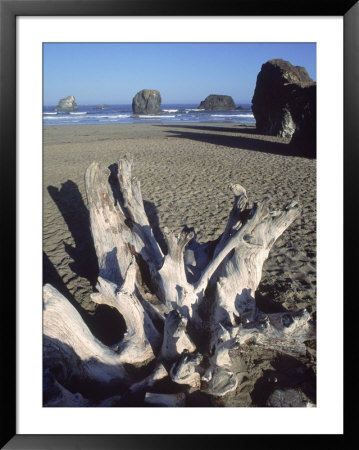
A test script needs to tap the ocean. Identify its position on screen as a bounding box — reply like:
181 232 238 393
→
43 103 255 126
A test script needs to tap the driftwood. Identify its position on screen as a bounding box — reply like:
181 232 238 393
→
43 156 314 406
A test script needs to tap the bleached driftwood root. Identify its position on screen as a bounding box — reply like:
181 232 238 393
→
43 156 314 406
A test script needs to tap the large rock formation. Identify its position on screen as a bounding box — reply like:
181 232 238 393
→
198 94 236 111
286 83 317 148
54 95 78 112
132 89 161 114
252 59 316 155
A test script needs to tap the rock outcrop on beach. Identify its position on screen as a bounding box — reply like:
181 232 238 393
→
54 95 78 112
132 89 162 114
286 83 316 152
198 94 236 111
252 59 316 155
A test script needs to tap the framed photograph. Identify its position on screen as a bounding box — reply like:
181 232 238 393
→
1 1 357 448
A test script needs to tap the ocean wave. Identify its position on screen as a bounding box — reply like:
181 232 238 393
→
185 109 202 112
162 109 179 113
138 115 176 119
91 114 131 119
70 112 87 115
43 113 132 121
43 112 57 115
43 115 74 120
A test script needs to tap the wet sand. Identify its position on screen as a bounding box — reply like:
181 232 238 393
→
43 122 316 406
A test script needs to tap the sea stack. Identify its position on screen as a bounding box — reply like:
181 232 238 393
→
198 94 236 111
132 89 162 114
252 59 316 148
54 95 78 112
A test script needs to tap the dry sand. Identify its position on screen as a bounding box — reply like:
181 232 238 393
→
43 123 316 406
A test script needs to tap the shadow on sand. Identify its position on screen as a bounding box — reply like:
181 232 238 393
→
47 180 99 287
250 354 316 406
157 124 315 158
143 200 167 254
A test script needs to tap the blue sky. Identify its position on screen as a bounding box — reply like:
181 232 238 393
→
43 43 316 105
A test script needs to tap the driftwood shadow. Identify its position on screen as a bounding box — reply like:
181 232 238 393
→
44 337 219 407
250 354 316 406
43 250 74 303
143 200 168 254
159 125 315 158
47 180 98 287
43 337 128 403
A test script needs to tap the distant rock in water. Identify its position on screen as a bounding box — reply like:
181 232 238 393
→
93 104 108 110
132 89 161 114
252 59 316 155
54 95 78 112
198 94 236 111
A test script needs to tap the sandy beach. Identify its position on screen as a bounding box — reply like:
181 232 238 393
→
43 122 316 406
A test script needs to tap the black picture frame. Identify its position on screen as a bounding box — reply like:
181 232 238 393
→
1 1 357 448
